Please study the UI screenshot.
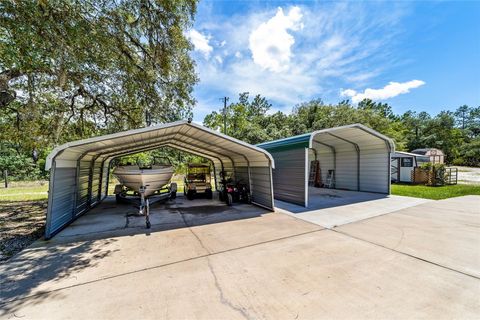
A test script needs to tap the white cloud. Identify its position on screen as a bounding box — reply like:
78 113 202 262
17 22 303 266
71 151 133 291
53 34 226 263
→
186 29 213 58
341 80 425 103
248 7 303 72
190 2 412 121
214 55 223 64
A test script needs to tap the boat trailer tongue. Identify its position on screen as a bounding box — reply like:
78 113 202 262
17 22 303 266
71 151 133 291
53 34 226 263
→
139 185 151 229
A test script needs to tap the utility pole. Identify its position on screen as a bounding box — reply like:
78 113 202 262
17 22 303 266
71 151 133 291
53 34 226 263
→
220 97 229 135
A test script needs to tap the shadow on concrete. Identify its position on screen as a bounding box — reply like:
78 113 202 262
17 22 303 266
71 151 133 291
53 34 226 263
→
0 238 118 316
276 188 388 214
0 194 268 315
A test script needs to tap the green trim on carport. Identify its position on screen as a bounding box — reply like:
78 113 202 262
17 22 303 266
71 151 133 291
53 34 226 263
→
257 133 311 152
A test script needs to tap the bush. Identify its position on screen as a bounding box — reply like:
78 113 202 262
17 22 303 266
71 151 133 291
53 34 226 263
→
0 153 47 181
418 163 448 186
457 138 480 167
451 158 465 166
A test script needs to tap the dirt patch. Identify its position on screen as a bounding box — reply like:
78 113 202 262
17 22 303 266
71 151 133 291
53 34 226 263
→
0 200 46 262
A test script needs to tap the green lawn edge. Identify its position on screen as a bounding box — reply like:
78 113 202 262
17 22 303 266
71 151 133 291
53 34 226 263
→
391 184 480 200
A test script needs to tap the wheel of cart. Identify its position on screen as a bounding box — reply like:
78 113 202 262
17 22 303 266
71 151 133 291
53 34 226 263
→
205 188 213 199
170 182 177 199
114 184 126 204
226 193 233 206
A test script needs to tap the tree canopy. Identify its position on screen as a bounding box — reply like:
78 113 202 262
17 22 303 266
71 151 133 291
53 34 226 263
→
0 0 198 156
203 93 480 166
1 1 479 180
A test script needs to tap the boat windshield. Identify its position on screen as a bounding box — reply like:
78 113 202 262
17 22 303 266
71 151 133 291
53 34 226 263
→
136 156 172 169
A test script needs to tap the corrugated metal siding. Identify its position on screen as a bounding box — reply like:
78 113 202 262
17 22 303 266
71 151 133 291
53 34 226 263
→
311 144 389 193
102 162 110 197
250 166 273 210
234 166 249 185
91 160 102 204
269 148 306 206
45 166 76 238
76 160 91 215
360 148 389 193
335 149 358 190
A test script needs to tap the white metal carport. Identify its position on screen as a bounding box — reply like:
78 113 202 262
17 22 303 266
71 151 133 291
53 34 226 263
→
258 124 394 207
45 120 275 239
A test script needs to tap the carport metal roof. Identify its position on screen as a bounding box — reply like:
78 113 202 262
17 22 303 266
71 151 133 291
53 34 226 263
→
46 120 275 169
257 124 394 152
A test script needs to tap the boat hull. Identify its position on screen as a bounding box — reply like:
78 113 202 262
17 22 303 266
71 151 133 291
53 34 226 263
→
113 166 174 197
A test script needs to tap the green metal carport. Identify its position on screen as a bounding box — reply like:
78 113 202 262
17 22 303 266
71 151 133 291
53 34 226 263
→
44 120 275 239
258 124 395 207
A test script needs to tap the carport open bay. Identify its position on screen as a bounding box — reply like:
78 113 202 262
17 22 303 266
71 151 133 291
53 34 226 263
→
1 194 479 319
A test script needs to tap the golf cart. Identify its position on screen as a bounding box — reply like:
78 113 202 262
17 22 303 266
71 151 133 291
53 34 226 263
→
184 163 213 200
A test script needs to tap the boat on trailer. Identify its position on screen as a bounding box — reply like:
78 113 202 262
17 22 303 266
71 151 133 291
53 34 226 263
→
112 158 176 228
113 165 174 197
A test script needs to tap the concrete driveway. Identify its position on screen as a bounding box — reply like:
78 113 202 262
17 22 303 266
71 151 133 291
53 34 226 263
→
276 188 432 228
1 194 479 319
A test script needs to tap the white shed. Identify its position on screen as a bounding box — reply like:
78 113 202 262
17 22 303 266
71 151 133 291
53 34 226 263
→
258 124 395 207
391 151 430 183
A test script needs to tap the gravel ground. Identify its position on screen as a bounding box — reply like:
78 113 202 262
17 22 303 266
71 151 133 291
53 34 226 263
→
0 200 46 262
453 166 480 185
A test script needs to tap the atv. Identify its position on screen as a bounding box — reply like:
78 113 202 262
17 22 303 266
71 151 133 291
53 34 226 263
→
218 171 251 206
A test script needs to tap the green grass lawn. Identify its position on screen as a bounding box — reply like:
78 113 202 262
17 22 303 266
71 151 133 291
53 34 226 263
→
391 183 480 200
0 181 49 201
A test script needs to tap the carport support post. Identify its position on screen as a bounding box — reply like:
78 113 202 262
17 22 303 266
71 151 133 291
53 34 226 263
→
105 163 111 197
72 158 81 218
87 156 96 206
45 160 56 239
247 165 252 195
213 163 218 191
98 159 105 201
304 148 309 207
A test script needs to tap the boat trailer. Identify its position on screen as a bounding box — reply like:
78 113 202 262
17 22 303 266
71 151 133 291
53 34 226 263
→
114 183 177 228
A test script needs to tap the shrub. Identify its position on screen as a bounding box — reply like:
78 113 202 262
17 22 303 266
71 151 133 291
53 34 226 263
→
0 153 47 181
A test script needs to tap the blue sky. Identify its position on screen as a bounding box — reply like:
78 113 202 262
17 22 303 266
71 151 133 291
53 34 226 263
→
187 0 480 122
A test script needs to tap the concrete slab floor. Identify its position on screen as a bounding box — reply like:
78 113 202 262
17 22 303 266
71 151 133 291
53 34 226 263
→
1 194 479 319
276 188 432 228
336 195 480 278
